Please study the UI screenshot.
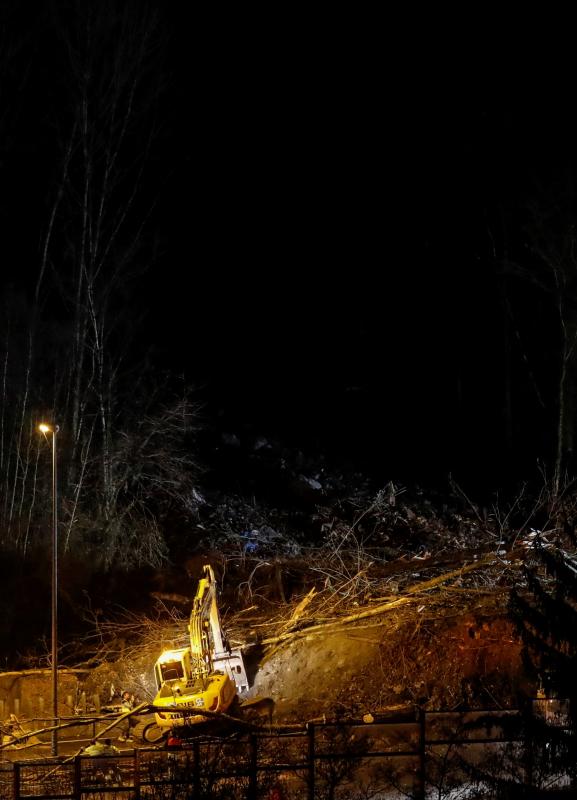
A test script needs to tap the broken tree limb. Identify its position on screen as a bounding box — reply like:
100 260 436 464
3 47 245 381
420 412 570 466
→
0 716 101 750
0 703 150 751
259 555 499 647
90 701 150 739
280 587 316 631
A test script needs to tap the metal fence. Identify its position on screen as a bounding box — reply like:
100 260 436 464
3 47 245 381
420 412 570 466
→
0 706 569 800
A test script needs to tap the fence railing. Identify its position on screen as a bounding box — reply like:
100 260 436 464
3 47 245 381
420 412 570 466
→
0 705 571 800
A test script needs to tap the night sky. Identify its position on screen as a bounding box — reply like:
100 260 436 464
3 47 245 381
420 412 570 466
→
2 6 577 493
158 63 574 489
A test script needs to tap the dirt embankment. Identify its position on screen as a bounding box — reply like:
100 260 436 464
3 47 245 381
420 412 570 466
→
249 612 523 722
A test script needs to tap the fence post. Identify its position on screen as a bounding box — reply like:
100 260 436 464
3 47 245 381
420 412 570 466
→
416 707 426 800
307 723 315 800
13 762 20 800
524 704 534 790
74 756 81 800
193 740 201 798
248 733 258 799
134 747 140 800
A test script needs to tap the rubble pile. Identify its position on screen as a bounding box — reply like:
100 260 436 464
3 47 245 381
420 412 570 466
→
8 432 577 724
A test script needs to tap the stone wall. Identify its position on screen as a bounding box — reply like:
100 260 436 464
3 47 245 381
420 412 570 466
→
0 669 90 722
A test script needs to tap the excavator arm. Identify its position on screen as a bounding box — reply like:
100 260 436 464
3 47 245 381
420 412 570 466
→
187 565 229 674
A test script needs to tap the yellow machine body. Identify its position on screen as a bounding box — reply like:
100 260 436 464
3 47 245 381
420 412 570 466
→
151 566 247 733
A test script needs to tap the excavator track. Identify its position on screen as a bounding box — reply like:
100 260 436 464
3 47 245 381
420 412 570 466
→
132 718 165 744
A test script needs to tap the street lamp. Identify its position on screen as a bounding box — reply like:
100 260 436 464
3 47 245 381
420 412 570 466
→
38 422 59 757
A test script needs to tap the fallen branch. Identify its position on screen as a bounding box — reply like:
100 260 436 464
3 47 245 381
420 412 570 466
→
0 704 149 751
280 588 316 631
88 701 150 739
260 555 499 647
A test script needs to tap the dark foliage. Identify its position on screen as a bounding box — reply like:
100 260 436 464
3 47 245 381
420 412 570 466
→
510 542 577 791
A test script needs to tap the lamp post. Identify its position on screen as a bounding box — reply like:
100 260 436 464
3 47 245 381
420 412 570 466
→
38 422 59 757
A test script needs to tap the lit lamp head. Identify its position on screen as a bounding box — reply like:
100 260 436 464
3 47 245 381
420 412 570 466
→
38 423 58 435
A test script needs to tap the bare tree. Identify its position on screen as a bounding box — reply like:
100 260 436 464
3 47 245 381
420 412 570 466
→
66 393 202 569
498 176 577 498
0 2 200 566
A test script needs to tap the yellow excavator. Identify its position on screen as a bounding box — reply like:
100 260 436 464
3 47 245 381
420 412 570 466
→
134 564 249 742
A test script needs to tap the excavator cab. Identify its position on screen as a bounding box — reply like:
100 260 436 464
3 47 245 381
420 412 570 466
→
155 649 187 684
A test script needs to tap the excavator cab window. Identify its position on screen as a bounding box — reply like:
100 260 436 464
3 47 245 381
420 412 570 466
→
160 661 185 681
